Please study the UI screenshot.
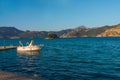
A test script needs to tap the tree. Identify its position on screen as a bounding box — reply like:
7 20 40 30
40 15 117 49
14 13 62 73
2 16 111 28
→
46 33 58 39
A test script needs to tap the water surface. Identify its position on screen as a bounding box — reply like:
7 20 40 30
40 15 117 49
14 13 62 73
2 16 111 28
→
0 37 120 80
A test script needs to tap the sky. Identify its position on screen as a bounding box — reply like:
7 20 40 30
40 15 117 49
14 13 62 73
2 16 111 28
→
0 0 120 31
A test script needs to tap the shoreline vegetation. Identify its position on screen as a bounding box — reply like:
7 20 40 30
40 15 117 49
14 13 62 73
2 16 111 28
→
0 24 120 38
45 33 59 39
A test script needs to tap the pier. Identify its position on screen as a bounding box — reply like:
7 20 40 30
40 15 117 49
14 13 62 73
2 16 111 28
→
0 46 17 50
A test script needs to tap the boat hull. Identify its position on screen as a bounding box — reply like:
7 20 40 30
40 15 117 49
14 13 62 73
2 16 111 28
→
17 46 41 51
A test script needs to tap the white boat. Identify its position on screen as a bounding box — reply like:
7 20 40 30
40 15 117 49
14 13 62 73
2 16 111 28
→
17 40 43 51
17 50 39 55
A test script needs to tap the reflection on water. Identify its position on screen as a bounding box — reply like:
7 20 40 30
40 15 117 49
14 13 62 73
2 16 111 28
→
17 51 40 55
16 50 42 78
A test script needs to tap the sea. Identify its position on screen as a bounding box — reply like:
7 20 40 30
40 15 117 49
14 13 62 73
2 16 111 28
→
0 37 120 80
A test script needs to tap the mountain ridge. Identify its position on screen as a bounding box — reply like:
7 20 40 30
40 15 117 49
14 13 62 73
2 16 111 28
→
0 24 120 38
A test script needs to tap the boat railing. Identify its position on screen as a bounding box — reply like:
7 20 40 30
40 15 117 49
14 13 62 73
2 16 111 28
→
19 40 44 47
19 41 23 46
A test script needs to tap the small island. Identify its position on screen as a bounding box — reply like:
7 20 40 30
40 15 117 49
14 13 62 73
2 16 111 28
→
45 33 59 39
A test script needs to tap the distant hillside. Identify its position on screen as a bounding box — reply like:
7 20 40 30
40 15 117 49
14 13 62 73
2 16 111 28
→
0 24 120 38
18 28 74 38
59 24 120 37
19 31 48 38
97 24 120 37
0 27 71 38
60 26 89 38
0 27 23 38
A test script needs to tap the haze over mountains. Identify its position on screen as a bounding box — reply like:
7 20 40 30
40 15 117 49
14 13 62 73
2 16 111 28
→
0 24 120 38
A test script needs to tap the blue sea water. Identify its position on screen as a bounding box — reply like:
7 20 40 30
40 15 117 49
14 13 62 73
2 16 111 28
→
0 37 120 80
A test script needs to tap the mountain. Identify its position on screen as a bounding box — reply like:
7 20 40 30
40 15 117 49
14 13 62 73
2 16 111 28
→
60 25 116 37
60 26 89 38
19 31 48 38
0 24 120 38
0 27 23 38
18 29 73 38
0 27 71 38
97 24 120 37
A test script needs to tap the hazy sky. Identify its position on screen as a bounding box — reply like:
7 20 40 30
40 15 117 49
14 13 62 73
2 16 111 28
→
0 0 120 31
